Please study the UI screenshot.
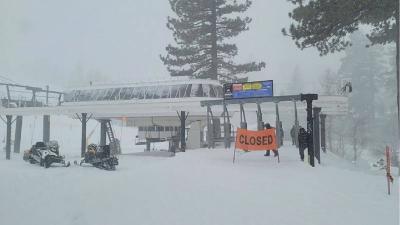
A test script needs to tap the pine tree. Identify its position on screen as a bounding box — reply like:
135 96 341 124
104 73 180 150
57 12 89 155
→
282 0 400 148
161 0 265 81
378 46 398 154
338 32 384 121
283 0 398 55
337 32 386 160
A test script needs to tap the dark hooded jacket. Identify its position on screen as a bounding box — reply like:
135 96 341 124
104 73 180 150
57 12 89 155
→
298 128 308 149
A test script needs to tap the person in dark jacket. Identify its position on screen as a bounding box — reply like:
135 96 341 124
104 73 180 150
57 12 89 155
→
264 123 279 157
298 127 308 161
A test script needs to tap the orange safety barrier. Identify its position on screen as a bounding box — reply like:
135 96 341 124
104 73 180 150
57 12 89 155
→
235 128 277 151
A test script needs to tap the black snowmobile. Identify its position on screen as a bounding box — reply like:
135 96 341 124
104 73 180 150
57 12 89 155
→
23 141 70 168
75 143 119 171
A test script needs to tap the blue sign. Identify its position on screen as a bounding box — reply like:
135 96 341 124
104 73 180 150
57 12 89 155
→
224 80 273 99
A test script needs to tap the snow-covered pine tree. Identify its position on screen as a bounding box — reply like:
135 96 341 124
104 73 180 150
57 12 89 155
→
160 0 265 82
338 32 384 122
283 0 399 156
338 32 386 161
378 46 399 167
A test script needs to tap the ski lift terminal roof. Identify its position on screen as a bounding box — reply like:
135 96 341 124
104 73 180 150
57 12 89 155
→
63 79 224 103
68 79 221 91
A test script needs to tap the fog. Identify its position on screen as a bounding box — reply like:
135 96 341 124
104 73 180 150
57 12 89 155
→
0 2 398 224
0 0 342 92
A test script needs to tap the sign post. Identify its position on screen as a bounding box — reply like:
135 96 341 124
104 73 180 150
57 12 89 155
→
386 146 394 195
233 145 236 164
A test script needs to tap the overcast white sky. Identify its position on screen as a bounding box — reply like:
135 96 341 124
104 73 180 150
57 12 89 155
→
0 0 342 93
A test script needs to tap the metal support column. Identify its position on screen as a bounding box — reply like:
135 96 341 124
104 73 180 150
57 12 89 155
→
6 85 11 107
146 139 151 152
100 120 108 146
320 114 327 153
6 115 12 160
31 91 36 106
209 108 216 148
207 106 212 148
257 103 264 131
45 85 49 106
223 103 231 149
307 100 315 167
81 113 87 157
301 94 318 167
43 115 50 143
313 107 321 164
14 116 23 153
240 103 247 129
275 102 281 148
222 103 227 148
294 101 300 147
180 111 186 152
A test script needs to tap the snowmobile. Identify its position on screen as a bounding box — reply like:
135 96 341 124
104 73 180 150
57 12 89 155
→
23 141 70 168
75 143 119 171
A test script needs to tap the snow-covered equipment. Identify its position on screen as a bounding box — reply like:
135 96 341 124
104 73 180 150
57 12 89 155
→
75 143 118 171
23 141 70 168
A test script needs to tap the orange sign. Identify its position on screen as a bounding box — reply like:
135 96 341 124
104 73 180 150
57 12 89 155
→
235 128 277 151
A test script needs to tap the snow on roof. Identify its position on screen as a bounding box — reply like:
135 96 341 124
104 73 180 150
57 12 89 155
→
67 79 222 91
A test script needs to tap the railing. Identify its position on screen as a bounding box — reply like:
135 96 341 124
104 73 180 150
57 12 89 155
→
0 94 63 108
64 84 224 103
0 82 64 108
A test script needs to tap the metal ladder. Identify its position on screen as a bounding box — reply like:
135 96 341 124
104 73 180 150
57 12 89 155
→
105 120 121 155
105 120 115 143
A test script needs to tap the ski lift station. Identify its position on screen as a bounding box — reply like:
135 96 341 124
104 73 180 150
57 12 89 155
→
0 79 348 167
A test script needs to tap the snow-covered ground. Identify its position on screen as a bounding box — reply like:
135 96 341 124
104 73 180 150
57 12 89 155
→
0 116 398 225
0 146 398 225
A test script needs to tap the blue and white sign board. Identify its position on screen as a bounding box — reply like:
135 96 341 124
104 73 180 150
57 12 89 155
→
223 80 273 99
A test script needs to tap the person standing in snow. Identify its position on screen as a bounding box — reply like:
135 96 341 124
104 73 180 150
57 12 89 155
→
298 127 308 161
279 121 284 146
290 125 296 145
264 123 279 157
